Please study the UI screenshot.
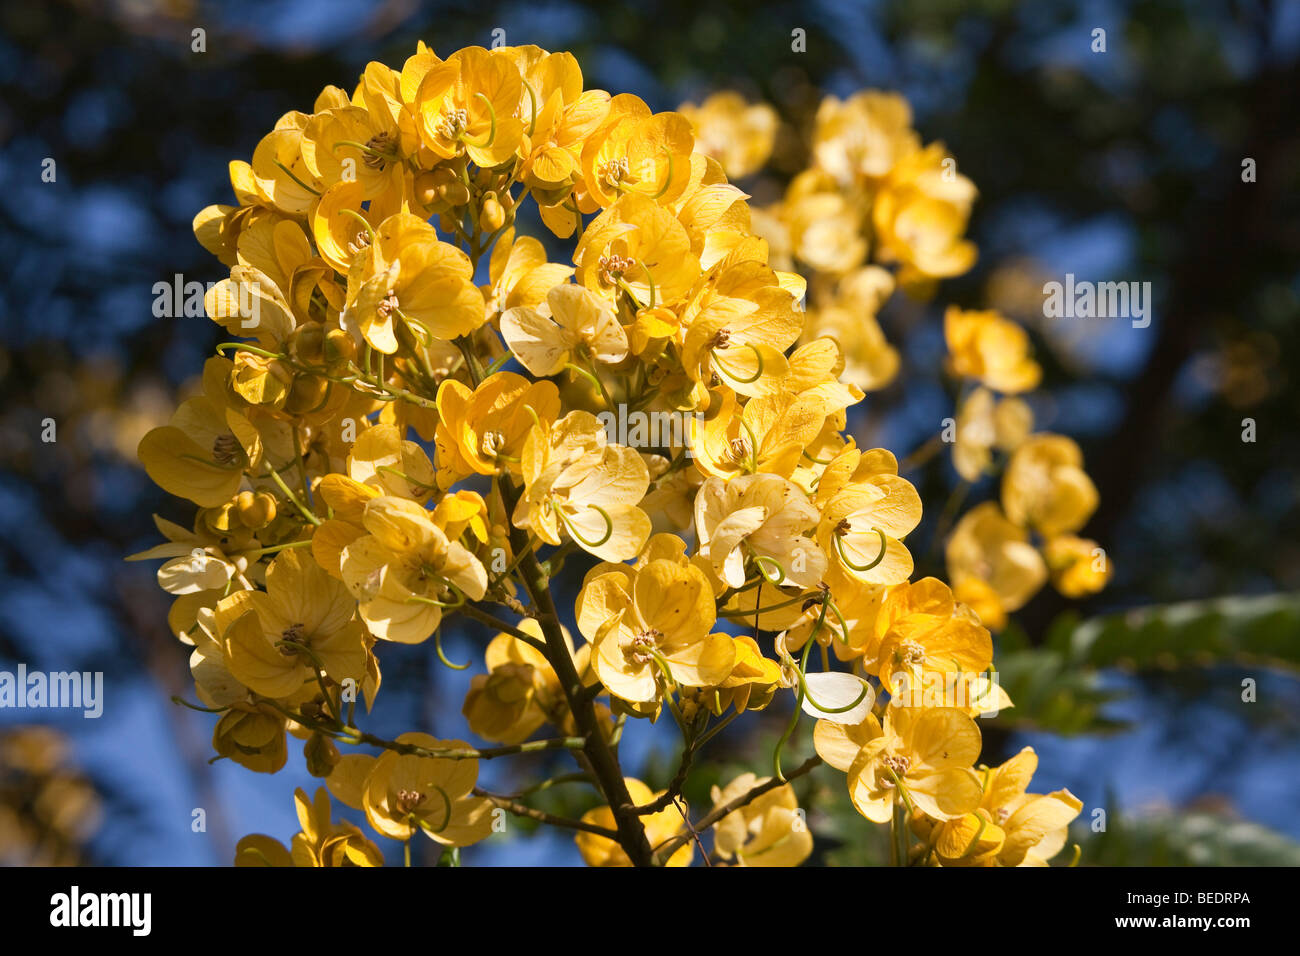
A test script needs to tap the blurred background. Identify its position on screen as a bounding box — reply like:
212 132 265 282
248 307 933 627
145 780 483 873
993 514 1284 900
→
1 0 1297 866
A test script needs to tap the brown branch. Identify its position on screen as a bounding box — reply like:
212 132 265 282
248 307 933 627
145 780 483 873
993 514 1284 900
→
650 755 824 865
473 787 617 838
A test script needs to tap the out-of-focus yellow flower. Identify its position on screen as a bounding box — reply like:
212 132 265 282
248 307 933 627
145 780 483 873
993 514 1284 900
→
812 90 918 185
814 705 982 823
952 386 1033 481
802 266 899 392
577 559 732 704
872 144 977 288
1001 434 1099 537
710 773 812 867
783 171 868 274
1044 535 1112 597
946 502 1047 623
575 778 692 866
945 307 1041 394
679 92 777 180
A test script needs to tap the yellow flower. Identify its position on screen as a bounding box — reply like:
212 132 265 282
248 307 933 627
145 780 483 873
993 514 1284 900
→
484 228 575 316
580 95 694 208
462 619 575 744
871 576 993 697
329 734 494 846
944 307 1041 394
816 472 922 586
782 171 868 274
577 559 732 704
301 105 405 199
574 193 699 309
678 92 777 180
952 386 1033 481
500 283 629 376
339 496 489 644
515 410 651 561
249 114 322 216
1001 433 1099 536
923 748 1081 866
435 371 561 480
694 474 826 590
415 46 526 167
213 702 288 774
575 778 693 866
710 773 812 866
802 266 899 391
945 502 1047 621
236 787 384 866
1044 535 1112 597
221 549 369 700
811 90 919 185
137 358 273 508
345 213 485 353
873 145 978 288
814 705 982 823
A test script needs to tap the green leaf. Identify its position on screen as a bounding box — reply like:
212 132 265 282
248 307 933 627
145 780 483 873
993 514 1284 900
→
1081 809 1300 867
1068 592 1300 673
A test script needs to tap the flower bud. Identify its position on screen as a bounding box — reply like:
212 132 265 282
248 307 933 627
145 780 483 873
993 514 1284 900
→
285 372 331 414
479 193 506 232
288 323 326 365
323 328 356 366
439 180 470 207
235 490 277 529
304 731 340 778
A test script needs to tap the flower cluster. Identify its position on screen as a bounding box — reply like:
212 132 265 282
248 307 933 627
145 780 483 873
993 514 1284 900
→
135 42 1098 867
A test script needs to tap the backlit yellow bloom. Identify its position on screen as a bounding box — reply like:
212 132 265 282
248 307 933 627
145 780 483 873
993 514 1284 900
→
330 733 494 846
921 748 1081 866
580 94 693 208
500 283 629 376
710 773 812 867
814 705 982 823
945 307 1041 394
515 410 651 561
436 371 561 481
415 46 526 167
1001 433 1099 536
694 474 826 590
1044 535 1112 597
951 386 1033 481
339 496 488 644
678 92 777 180
575 777 693 866
221 549 369 700
946 502 1047 621
236 787 384 866
577 559 732 704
